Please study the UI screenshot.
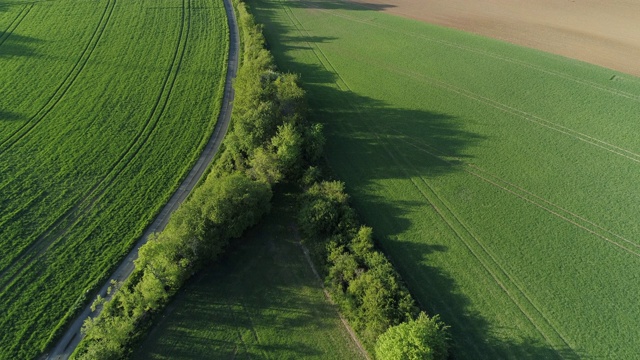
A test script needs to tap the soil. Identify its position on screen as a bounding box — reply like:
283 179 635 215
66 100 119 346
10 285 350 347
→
348 0 640 77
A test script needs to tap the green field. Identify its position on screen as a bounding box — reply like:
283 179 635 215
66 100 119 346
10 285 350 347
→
135 191 366 359
245 0 640 358
0 0 228 357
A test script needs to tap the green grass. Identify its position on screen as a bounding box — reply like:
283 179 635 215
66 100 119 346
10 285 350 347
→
244 0 640 358
0 0 228 357
134 190 367 360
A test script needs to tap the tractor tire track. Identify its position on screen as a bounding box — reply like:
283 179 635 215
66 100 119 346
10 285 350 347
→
337 46 640 165
299 0 640 102
0 0 192 293
282 3 573 354
280 3 503 357
0 0 115 150
297 0 640 165
0 2 33 47
385 142 572 357
391 133 640 258
45 0 238 356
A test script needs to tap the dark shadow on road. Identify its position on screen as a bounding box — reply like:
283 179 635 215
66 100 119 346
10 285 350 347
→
243 0 583 358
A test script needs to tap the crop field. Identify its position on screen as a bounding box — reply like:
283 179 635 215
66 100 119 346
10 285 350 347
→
245 0 640 358
135 192 366 360
0 0 228 357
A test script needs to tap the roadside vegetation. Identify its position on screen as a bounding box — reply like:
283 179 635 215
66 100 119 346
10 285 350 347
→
73 1 323 357
244 0 640 357
77 1 449 358
0 0 228 357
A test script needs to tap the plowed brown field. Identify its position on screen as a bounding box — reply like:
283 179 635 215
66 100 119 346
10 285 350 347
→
349 0 640 77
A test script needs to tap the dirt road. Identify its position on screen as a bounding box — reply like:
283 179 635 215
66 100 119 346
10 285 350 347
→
349 0 640 77
44 0 239 357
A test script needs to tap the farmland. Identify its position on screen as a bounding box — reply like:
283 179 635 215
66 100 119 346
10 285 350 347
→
0 0 228 357
245 0 640 358
134 192 366 360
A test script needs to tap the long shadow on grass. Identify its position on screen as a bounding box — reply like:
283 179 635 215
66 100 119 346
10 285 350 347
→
0 110 24 122
247 0 583 358
135 192 364 359
0 33 41 58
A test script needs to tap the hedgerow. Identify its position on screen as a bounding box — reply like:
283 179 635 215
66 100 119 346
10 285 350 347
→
72 1 321 358
298 180 450 357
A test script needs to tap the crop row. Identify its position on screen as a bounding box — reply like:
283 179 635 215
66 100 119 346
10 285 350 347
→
246 0 640 357
0 0 229 357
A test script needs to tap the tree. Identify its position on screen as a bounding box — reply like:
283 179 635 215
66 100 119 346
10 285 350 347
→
375 312 450 360
247 146 282 184
271 122 303 176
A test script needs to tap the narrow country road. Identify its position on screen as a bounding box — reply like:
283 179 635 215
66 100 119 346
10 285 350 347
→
45 0 239 357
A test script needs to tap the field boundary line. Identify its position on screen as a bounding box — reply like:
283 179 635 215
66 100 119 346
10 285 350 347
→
45 0 238 356
0 2 33 47
0 0 195 293
300 0 640 102
289 5 640 261
0 0 116 150
291 0 640 162
391 133 640 259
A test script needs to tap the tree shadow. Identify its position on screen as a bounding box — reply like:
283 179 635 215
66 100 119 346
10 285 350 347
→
0 33 41 58
245 0 583 358
135 192 366 359
0 110 24 122
280 0 395 12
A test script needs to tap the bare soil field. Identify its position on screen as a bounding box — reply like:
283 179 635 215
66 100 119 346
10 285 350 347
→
349 0 640 77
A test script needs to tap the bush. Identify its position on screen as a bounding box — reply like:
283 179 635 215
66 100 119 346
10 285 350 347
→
375 312 450 360
73 2 316 357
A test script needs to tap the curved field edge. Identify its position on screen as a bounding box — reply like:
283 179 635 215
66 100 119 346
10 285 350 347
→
244 0 640 358
0 0 229 358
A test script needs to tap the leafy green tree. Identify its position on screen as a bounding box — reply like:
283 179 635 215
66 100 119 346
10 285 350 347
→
349 226 374 259
299 181 357 237
375 312 450 360
304 122 324 163
247 146 282 184
274 73 306 119
200 172 272 239
271 122 303 176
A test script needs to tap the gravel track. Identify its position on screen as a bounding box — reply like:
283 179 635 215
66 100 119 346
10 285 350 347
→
44 0 239 357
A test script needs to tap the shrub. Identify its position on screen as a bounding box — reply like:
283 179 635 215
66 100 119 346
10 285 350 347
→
375 312 450 360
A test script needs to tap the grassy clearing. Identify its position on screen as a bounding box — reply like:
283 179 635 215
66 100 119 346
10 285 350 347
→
244 0 640 358
134 191 366 360
0 0 228 357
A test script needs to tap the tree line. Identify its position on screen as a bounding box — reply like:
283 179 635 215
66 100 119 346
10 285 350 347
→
73 1 321 357
73 0 450 357
297 178 450 359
